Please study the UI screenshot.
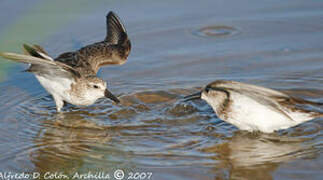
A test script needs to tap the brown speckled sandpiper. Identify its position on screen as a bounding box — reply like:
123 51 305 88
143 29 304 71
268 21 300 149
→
0 11 131 112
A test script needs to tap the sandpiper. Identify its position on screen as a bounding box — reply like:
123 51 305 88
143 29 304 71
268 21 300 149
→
0 11 131 112
185 80 323 133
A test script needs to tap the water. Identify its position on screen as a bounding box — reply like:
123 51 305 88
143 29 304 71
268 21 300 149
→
0 0 323 179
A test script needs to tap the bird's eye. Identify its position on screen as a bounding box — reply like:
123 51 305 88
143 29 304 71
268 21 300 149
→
93 85 99 89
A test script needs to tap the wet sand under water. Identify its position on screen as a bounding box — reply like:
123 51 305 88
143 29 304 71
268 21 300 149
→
0 0 323 179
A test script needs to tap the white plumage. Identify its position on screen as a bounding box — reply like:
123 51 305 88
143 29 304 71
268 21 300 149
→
187 80 322 133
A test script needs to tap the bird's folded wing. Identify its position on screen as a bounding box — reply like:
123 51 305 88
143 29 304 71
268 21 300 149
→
222 81 323 108
215 81 288 97
214 81 294 121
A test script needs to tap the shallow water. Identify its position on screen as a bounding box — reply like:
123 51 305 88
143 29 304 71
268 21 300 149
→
0 0 323 179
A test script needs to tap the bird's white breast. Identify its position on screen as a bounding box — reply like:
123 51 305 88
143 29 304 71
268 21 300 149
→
35 75 73 103
202 92 308 133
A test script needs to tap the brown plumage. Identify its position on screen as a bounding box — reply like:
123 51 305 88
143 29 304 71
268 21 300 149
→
31 11 131 77
0 11 131 112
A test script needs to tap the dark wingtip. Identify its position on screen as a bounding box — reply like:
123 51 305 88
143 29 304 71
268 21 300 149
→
106 11 125 32
105 10 128 44
106 11 116 18
22 44 32 52
23 44 41 58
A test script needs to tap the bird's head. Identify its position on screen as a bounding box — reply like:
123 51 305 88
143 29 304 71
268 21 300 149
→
84 76 120 104
184 83 229 112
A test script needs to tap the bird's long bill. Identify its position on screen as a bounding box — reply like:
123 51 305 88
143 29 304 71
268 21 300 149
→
104 89 120 103
184 92 202 102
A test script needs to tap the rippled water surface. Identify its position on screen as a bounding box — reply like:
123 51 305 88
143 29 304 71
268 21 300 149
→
0 0 323 179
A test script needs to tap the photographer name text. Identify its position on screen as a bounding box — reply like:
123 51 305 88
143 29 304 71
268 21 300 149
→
0 170 152 180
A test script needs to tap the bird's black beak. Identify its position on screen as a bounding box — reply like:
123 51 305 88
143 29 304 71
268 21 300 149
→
183 92 202 102
104 89 120 104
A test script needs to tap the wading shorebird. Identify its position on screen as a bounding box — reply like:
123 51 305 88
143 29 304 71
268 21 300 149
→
185 80 323 133
0 11 131 112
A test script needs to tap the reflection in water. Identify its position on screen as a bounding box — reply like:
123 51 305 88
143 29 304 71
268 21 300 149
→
201 132 319 180
31 113 111 174
25 90 203 175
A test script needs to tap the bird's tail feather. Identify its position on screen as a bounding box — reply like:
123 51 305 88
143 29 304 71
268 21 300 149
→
314 112 323 118
290 97 323 118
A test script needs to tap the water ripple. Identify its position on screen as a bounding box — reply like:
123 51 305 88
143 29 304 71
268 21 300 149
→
0 87 321 175
193 25 240 38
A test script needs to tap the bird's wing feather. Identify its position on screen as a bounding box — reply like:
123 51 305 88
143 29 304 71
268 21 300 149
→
0 52 80 79
218 81 323 107
105 11 127 44
212 81 294 121
76 43 130 73
211 80 288 97
23 44 54 61
55 11 131 74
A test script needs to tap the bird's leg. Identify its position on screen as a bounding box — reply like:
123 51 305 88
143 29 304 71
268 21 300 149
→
53 95 64 112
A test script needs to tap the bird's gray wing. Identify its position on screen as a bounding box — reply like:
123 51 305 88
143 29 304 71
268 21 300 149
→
231 88 295 121
212 81 295 121
210 80 288 97
218 80 323 107
0 51 80 79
